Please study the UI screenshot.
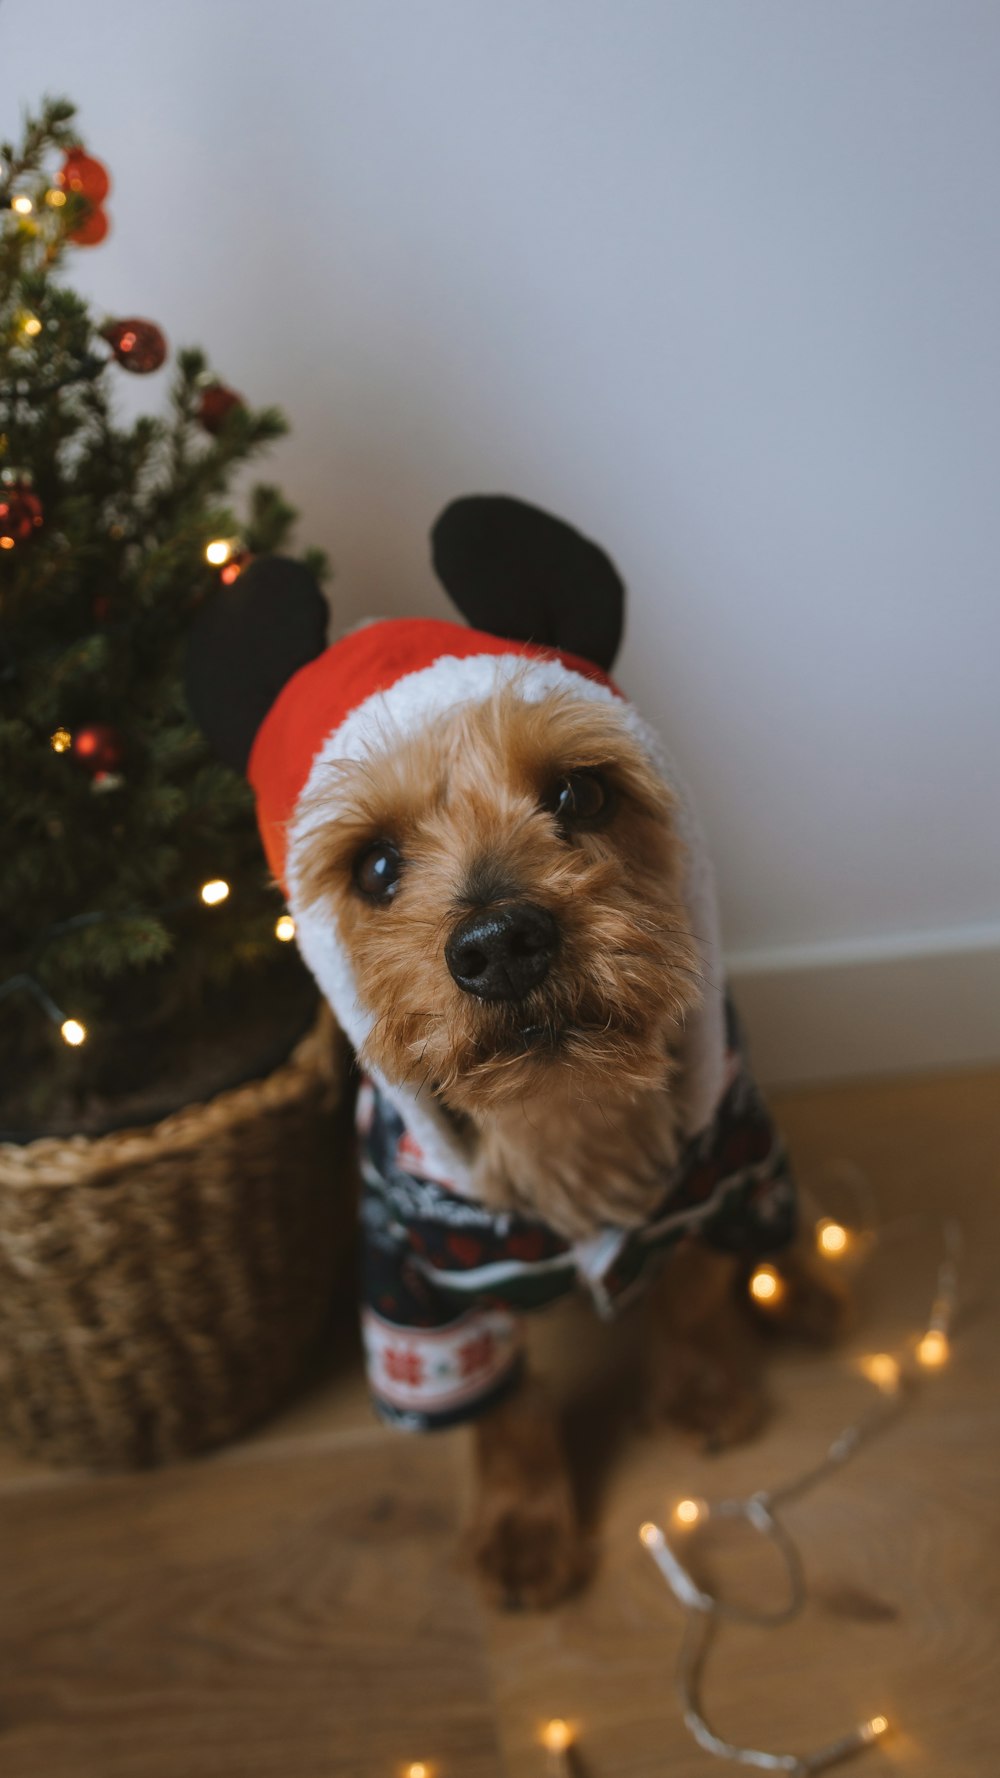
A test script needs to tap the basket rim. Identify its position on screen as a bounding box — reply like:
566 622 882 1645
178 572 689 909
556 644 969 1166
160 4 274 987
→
0 1007 342 1188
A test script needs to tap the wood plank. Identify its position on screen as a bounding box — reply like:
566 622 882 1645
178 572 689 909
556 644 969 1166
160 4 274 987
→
0 1436 504 1778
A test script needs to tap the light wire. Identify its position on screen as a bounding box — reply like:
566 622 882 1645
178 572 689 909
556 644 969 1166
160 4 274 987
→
642 1199 960 1773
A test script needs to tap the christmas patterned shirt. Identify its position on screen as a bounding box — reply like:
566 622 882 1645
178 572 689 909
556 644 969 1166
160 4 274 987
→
359 997 798 1431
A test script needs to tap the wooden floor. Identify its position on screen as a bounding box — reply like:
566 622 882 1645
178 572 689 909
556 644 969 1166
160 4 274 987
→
2 1067 999 1777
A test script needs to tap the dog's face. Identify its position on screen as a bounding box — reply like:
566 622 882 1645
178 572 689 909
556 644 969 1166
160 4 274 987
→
297 682 701 1120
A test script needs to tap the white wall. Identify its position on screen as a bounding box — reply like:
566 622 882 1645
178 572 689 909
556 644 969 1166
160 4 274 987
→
3 1 998 1078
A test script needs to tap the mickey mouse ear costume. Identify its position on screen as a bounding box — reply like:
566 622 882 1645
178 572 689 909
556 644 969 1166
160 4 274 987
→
185 495 728 1185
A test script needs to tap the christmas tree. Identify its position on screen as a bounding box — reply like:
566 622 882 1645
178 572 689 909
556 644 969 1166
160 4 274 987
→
0 98 325 1135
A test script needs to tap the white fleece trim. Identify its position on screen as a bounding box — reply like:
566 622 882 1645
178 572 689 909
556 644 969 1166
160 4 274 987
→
286 648 725 1193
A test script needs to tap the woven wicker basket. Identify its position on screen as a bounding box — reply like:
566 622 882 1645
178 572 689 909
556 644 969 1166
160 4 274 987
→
0 1009 353 1470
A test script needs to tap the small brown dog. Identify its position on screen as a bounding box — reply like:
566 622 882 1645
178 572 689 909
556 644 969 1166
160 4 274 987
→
187 495 844 1608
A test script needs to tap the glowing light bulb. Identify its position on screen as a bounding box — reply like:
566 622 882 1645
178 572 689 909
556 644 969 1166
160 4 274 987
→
45 187 67 207
0 535 14 550
639 1521 662 1547
404 1764 431 1778
204 537 234 566
21 314 42 337
673 1497 702 1527
861 1714 889 1743
749 1263 783 1305
11 194 33 216
917 1329 949 1369
60 1018 87 1046
542 1719 573 1753
861 1353 900 1393
200 878 230 906
275 913 296 942
816 1218 850 1257
50 727 72 753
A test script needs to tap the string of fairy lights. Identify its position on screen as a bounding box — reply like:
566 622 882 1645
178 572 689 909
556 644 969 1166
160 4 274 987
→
393 1190 961 1778
637 1208 960 1775
5 188 269 1049
0 879 296 1048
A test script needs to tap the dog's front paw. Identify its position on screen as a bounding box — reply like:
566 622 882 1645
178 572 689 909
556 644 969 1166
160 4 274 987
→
646 1340 768 1453
466 1480 592 1610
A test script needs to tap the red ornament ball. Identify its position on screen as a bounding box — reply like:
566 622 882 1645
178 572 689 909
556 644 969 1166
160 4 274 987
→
0 482 44 547
102 318 167 374
197 382 245 435
68 205 110 247
219 549 253 585
58 150 111 206
72 723 124 775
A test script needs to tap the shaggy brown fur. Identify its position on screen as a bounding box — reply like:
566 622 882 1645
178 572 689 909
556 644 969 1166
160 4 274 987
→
297 681 847 1607
468 1375 592 1610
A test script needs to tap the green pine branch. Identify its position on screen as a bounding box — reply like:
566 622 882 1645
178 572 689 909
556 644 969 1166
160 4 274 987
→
1 98 324 1123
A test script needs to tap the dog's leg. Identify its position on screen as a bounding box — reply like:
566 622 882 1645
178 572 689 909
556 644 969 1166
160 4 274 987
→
466 1373 591 1609
645 1240 768 1451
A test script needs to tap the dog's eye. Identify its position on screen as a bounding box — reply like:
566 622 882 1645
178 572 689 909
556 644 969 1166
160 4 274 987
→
544 770 614 830
354 841 404 903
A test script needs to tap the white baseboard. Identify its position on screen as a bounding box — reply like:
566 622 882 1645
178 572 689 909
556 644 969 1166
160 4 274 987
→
726 923 1000 1087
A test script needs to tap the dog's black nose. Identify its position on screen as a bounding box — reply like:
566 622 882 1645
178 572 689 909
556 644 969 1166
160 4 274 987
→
445 903 558 1002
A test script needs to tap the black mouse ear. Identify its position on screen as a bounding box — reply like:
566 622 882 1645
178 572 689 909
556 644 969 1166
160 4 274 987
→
185 555 328 774
431 494 625 672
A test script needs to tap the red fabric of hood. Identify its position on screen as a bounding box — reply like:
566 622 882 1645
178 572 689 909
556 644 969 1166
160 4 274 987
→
246 616 617 890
